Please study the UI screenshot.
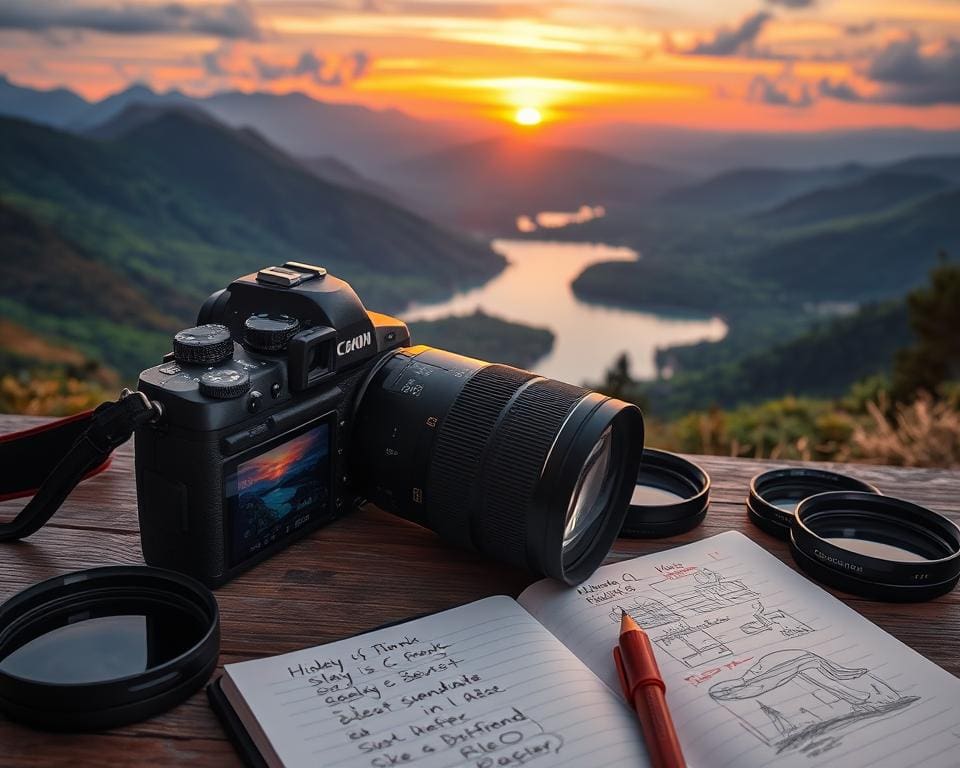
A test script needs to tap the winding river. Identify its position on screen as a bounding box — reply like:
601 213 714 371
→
402 239 727 385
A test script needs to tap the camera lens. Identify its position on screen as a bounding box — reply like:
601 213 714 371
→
352 346 644 585
790 491 960 601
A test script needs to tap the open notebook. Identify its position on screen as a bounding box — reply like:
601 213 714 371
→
209 532 960 768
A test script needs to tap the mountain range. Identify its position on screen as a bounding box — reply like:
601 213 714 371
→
6 75 960 184
2 73 958 414
384 137 686 231
0 107 503 376
0 76 475 173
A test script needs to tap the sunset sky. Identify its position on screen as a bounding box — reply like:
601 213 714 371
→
1 0 960 132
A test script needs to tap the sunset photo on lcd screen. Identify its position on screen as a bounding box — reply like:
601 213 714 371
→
1 0 958 466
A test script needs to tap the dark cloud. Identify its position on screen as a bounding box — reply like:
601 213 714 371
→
815 36 960 105
749 75 813 107
817 78 862 102
201 48 228 77
749 70 812 107
868 35 960 85
0 1 260 40
252 50 371 87
865 36 960 105
365 1 548 16
764 0 815 7
687 12 772 56
844 21 876 36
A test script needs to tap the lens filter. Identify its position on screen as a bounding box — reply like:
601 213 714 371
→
621 449 710 538
748 467 880 540
0 566 220 730
791 491 960 602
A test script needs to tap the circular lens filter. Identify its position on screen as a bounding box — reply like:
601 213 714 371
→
621 448 710 538
0 566 220 731
791 491 960 602
747 467 881 540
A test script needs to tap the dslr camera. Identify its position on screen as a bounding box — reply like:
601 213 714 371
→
136 262 644 587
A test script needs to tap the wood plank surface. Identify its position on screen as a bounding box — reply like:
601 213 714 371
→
0 414 958 766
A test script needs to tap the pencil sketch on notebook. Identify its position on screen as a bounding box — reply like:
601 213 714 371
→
607 561 817 669
708 650 920 758
653 621 733 668
739 601 812 639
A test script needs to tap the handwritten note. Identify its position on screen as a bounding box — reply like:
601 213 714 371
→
518 531 960 768
221 595 648 768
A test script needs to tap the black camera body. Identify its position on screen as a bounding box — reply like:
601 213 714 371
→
135 263 409 586
137 261 645 588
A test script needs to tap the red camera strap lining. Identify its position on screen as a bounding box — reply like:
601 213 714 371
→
0 392 160 541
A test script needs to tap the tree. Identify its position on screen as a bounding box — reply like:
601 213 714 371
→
604 353 633 399
892 252 960 401
596 352 651 411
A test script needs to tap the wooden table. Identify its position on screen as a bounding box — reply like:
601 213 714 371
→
1 413 958 765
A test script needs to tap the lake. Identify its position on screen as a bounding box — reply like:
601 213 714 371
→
401 239 727 385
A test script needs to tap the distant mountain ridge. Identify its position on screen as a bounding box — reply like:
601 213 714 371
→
0 74 89 127
386 137 687 231
746 187 960 301
7 75 959 184
0 77 477 173
661 164 868 215
752 171 950 229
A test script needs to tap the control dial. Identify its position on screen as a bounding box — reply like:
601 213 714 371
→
173 324 233 365
199 368 250 399
244 313 301 352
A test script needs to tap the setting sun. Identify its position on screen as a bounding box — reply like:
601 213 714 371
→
515 106 542 126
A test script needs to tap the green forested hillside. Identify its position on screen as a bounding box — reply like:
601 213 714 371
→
752 172 948 229
568 153 959 414
0 111 505 377
0 200 173 373
408 311 554 369
644 300 911 415
659 164 866 215
746 189 960 300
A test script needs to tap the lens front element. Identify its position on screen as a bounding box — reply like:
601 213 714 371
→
352 346 644 585
564 426 615 555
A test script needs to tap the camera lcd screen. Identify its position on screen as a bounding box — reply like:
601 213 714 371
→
225 419 332 567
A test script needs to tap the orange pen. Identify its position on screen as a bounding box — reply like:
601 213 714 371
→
614 610 687 768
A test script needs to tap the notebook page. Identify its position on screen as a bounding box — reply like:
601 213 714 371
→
518 531 960 768
223 595 649 768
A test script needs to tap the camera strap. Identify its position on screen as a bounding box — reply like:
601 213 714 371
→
0 390 161 541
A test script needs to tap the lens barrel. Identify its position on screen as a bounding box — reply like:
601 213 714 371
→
351 346 644 585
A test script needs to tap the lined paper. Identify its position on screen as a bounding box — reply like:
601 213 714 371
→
222 595 649 768
518 531 960 768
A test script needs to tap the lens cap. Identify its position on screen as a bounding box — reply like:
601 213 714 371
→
791 491 960 602
748 467 880 540
0 566 220 731
621 449 710 538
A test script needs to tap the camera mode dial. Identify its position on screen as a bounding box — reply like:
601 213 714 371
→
199 368 251 399
244 313 301 352
173 324 233 365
